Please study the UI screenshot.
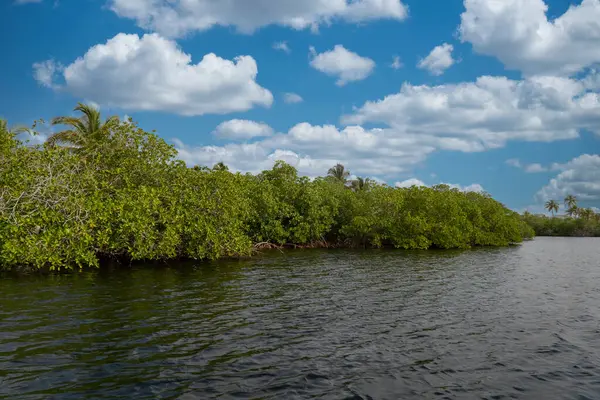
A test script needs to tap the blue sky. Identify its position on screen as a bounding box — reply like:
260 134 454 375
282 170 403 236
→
2 0 600 213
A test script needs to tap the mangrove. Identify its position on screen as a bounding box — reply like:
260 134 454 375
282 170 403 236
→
1 105 535 271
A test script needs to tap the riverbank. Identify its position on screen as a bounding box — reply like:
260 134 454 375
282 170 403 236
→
0 114 535 272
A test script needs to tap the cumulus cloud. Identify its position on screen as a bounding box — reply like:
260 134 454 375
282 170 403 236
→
445 182 485 193
395 178 425 188
395 179 484 192
174 122 446 178
342 75 600 149
17 131 48 145
174 140 335 177
273 41 291 54
417 43 455 76
109 0 408 38
33 33 273 116
283 92 303 104
309 45 375 86
506 159 548 173
213 120 274 140
459 0 600 76
536 154 600 202
390 55 403 70
524 163 547 173
32 59 62 89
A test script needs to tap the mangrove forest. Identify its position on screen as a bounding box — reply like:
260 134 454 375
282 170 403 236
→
0 104 546 271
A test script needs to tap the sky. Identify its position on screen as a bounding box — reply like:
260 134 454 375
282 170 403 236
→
1 0 600 213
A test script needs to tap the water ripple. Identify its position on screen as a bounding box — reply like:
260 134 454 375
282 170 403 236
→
1 238 600 399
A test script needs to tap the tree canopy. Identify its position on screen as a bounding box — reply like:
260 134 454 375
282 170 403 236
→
1 111 537 271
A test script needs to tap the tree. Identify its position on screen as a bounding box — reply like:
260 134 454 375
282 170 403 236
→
327 163 350 184
47 102 120 149
0 118 31 154
213 162 229 171
351 177 373 192
0 118 30 139
545 200 559 216
564 194 578 216
578 208 595 221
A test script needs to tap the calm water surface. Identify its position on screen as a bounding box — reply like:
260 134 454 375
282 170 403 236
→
1 237 600 399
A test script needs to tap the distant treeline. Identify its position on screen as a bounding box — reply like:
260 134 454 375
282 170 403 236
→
521 213 600 237
1 105 534 271
525 196 600 237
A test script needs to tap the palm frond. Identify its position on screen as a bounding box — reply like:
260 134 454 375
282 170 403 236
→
51 116 88 134
46 130 83 147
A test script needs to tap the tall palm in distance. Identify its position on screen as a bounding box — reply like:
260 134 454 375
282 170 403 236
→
545 200 559 216
327 163 350 184
47 102 120 149
564 194 578 216
352 177 373 192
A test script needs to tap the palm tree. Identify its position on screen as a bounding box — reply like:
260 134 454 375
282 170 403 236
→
545 200 559 216
1 118 31 152
566 205 579 217
578 208 594 220
564 194 578 217
351 177 373 192
0 118 30 137
47 102 120 149
327 163 350 184
564 194 577 209
212 162 229 171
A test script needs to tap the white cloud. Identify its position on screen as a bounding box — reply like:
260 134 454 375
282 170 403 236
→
34 33 273 116
174 122 443 178
172 118 509 185
32 59 62 89
395 178 425 188
394 179 484 192
309 45 375 86
445 182 485 193
15 0 42 4
109 0 408 38
342 75 600 149
273 41 291 54
459 0 600 76
524 163 547 173
17 131 48 145
506 158 521 168
283 92 303 104
390 55 403 70
213 119 274 140
506 159 548 173
536 154 600 203
417 43 455 76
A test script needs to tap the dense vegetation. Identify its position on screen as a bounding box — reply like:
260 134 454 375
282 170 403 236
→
1 105 534 271
523 197 600 237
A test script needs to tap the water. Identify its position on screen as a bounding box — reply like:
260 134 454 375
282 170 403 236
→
1 237 600 399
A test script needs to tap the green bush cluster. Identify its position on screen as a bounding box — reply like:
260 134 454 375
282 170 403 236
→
1 116 534 271
521 212 600 237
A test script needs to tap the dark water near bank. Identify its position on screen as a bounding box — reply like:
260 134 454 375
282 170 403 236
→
1 238 600 399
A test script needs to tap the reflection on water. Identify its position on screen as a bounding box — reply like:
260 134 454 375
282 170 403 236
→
1 238 600 399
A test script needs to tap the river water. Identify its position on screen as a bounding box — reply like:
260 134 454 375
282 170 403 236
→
1 237 599 399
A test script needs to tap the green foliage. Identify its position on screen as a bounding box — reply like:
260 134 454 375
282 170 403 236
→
522 212 600 237
0 111 536 271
